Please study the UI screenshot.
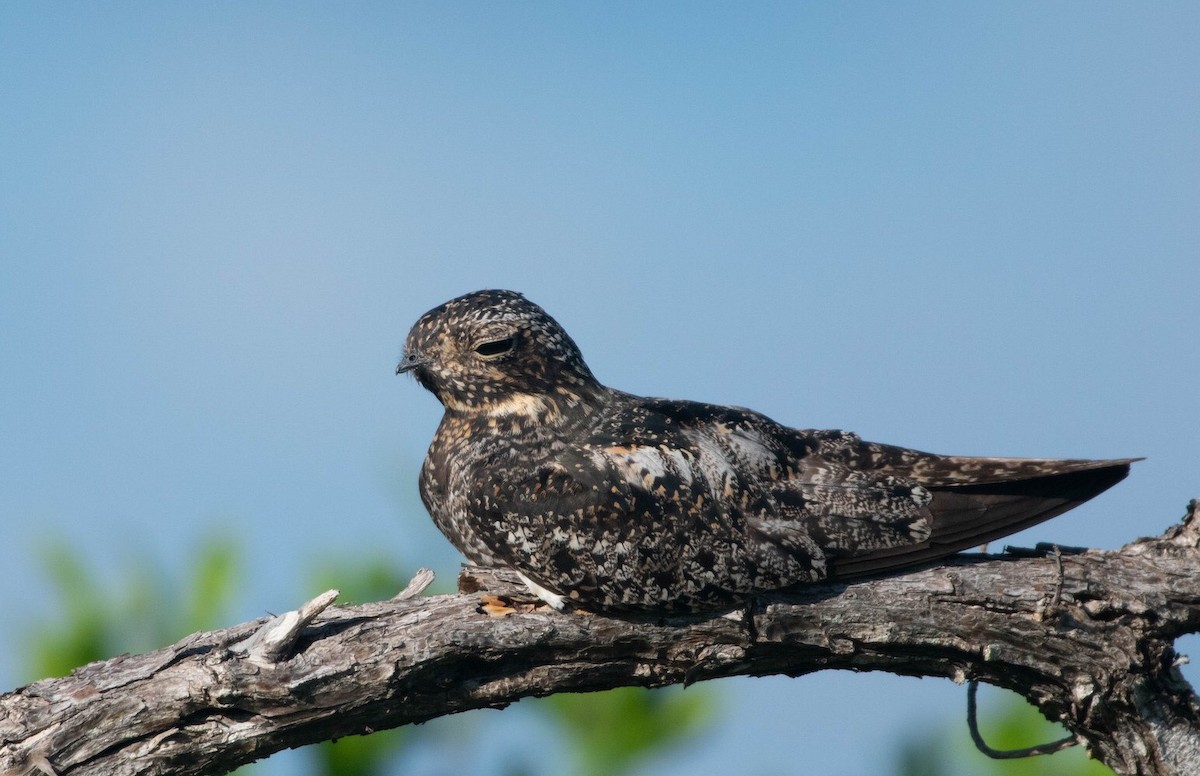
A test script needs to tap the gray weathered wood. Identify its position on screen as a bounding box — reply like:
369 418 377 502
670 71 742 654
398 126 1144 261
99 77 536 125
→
3 501 1199 776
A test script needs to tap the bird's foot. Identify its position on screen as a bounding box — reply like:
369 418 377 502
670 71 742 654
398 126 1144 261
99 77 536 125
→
477 591 584 616
477 593 538 616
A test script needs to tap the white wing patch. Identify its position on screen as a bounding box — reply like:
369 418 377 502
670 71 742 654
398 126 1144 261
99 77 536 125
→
599 427 779 497
602 444 696 490
720 427 776 467
682 429 733 489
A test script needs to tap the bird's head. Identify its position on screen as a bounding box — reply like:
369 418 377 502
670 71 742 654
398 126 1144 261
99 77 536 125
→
397 289 599 413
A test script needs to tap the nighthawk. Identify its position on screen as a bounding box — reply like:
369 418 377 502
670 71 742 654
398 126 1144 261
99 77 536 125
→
397 289 1134 614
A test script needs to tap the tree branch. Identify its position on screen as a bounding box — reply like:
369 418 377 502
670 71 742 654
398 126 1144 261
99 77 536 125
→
4 500 1200 776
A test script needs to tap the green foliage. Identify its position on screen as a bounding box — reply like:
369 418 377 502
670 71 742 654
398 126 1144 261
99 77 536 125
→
541 685 715 776
27 536 257 774
897 687 1113 776
310 729 404 776
27 535 241 681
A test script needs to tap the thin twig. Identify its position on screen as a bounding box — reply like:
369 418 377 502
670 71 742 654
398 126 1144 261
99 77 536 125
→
394 568 436 600
967 680 1077 759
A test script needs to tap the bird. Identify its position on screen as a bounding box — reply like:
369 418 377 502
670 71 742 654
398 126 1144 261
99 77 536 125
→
396 289 1136 614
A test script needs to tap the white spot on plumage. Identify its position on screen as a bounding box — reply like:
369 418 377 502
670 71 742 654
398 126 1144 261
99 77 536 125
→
604 445 694 489
517 572 568 610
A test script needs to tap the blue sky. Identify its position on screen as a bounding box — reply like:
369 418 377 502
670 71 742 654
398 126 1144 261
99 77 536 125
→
2 4 1197 774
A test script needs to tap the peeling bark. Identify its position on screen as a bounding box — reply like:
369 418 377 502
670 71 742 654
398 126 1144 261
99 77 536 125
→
3 500 1200 776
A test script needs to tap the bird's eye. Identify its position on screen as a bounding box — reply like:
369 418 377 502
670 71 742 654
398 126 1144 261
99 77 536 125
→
474 336 515 357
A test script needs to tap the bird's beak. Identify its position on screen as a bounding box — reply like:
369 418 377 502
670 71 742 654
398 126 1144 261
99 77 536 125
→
396 352 424 375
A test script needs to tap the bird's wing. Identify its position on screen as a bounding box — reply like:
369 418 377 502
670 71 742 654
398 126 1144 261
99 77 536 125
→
595 398 937 556
465 394 1133 606
760 455 934 557
593 398 942 578
807 434 1138 578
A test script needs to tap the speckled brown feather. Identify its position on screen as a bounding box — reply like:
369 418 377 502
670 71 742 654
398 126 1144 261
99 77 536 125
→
398 290 1135 613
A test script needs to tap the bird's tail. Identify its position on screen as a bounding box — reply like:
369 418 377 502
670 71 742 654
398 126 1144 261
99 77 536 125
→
830 456 1138 579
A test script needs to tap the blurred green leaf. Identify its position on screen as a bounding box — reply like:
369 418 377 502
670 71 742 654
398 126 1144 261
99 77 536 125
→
542 685 716 776
29 543 111 680
188 536 240 632
28 535 242 680
27 534 255 774
312 730 405 776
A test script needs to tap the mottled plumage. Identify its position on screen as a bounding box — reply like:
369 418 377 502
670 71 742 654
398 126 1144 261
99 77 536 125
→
397 290 1135 614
